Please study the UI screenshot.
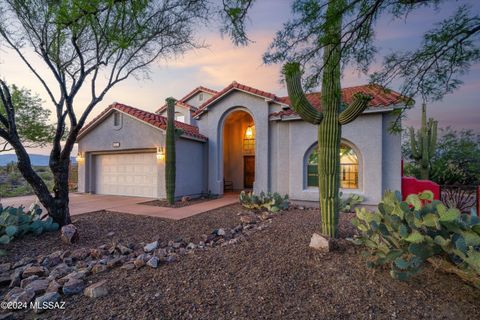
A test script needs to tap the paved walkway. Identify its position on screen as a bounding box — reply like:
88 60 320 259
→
0 193 239 220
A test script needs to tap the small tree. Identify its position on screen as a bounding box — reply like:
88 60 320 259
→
0 85 55 153
0 0 207 226
165 98 176 205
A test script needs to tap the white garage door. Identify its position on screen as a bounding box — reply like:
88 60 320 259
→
95 153 158 198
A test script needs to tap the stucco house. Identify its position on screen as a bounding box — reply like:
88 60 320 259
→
76 81 404 205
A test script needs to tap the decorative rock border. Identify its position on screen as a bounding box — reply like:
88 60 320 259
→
1 209 285 314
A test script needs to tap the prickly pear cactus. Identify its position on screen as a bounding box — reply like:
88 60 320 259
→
350 190 480 286
0 204 59 254
239 191 289 213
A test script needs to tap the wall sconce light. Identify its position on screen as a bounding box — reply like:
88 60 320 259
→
157 147 165 161
76 152 84 162
245 125 254 139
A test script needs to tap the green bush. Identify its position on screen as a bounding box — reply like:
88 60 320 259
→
339 192 364 212
0 203 59 255
239 191 289 213
350 190 480 287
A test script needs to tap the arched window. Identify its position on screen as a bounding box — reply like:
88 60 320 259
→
306 143 359 189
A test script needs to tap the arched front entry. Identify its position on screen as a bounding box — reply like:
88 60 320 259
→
222 109 255 191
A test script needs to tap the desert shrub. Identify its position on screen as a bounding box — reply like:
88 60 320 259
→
239 191 289 212
339 192 364 212
0 203 59 255
350 190 480 288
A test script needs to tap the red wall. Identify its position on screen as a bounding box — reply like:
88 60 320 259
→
401 176 440 200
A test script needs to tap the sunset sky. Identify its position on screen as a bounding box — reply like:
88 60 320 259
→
0 0 479 155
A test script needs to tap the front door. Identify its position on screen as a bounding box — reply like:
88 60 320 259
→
244 156 255 189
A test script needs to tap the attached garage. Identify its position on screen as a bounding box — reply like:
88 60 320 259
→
95 152 158 198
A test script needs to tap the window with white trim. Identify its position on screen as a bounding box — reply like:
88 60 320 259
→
306 143 359 189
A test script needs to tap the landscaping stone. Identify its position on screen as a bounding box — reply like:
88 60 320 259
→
186 242 196 250
121 262 136 271
107 231 115 237
146 257 159 268
84 280 108 298
181 196 190 202
217 228 226 236
134 258 146 269
20 275 39 288
25 279 49 295
155 248 168 257
49 263 73 279
91 264 107 274
13 257 35 269
46 280 61 293
9 268 23 288
5 287 35 304
71 248 90 260
33 292 61 314
309 233 330 252
107 257 124 269
117 244 132 255
0 263 11 273
22 266 49 278
0 273 11 286
44 250 63 268
143 241 158 252
0 312 14 320
62 278 84 295
61 224 79 244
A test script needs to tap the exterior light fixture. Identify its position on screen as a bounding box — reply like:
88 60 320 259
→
245 125 254 139
157 147 165 161
76 152 84 162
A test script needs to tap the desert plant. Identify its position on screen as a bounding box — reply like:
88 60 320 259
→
350 190 480 287
0 203 59 255
165 98 176 205
409 103 437 180
339 192 364 213
239 191 289 213
282 4 372 237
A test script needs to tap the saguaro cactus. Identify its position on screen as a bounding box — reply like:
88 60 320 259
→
409 103 437 180
165 97 176 205
282 0 372 238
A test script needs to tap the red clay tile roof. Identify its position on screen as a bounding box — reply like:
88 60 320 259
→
155 100 197 114
155 86 218 114
78 103 207 141
192 81 287 118
270 84 407 118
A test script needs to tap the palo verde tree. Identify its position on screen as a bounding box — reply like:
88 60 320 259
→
0 85 55 152
165 98 176 205
0 0 207 226
409 102 437 180
222 0 480 238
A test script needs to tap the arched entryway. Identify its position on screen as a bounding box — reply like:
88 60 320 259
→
222 109 255 191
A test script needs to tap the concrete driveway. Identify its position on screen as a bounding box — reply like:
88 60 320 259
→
0 193 239 220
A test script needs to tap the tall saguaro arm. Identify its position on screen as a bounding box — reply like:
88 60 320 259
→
338 93 372 125
282 62 324 125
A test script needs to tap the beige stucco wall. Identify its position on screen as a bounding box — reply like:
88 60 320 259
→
77 111 206 199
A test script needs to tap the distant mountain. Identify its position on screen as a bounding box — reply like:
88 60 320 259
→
0 154 77 166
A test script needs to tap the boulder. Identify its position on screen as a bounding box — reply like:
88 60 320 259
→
33 292 61 314
61 224 79 244
62 278 84 295
84 280 108 298
309 233 330 253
